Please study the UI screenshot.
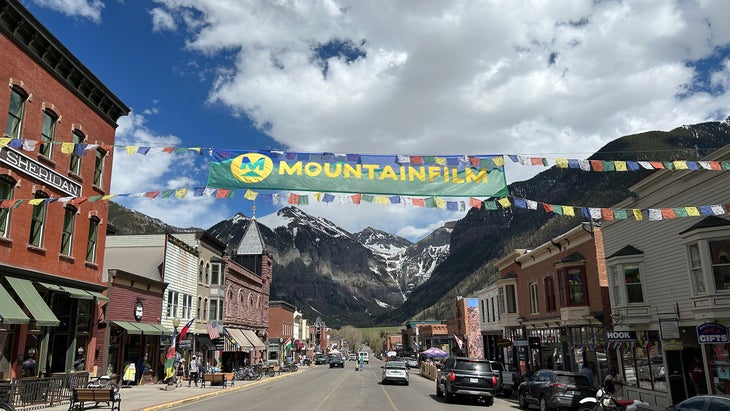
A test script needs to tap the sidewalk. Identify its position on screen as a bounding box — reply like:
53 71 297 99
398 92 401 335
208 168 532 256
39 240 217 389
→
43 367 308 411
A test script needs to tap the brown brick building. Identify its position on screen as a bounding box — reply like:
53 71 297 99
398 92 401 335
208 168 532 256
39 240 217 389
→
0 0 128 380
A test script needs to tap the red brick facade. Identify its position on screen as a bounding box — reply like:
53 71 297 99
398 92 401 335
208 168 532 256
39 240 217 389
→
0 1 128 380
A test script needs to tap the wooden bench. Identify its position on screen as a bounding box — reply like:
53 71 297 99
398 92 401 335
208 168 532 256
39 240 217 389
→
68 387 120 411
201 373 227 388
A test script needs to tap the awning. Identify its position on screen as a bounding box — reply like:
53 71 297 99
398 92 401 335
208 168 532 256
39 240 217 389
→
0 283 30 324
61 285 93 300
196 335 217 351
242 329 266 350
133 322 165 336
224 328 253 351
152 324 172 336
38 282 109 302
6 277 60 327
112 321 143 335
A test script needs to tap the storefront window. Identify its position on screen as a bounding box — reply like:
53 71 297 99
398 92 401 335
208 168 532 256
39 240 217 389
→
620 331 665 392
0 329 13 380
708 343 730 394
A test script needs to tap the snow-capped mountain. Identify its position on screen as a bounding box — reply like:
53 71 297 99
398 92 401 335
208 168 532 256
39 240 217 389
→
207 206 452 327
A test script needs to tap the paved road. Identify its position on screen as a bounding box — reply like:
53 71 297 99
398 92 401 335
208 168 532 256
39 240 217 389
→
168 362 522 411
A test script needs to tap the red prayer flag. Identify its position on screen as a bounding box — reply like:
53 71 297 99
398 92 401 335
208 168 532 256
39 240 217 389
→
530 157 543 165
469 198 482 209
649 161 665 169
601 208 614 221
661 209 676 219
589 160 603 171
542 203 553 212
351 194 362 204
412 198 425 207
145 191 160 198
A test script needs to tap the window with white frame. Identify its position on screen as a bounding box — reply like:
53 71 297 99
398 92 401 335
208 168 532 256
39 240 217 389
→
70 130 85 175
505 284 517 313
688 244 706 294
710 239 730 291
209 299 219 321
682 220 730 294
529 282 539 314
60 205 76 256
211 263 222 285
166 291 179 318
182 294 192 319
607 259 645 306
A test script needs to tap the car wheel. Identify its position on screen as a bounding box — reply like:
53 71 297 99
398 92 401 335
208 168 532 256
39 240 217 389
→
518 391 529 409
484 396 494 407
539 397 551 411
436 383 443 398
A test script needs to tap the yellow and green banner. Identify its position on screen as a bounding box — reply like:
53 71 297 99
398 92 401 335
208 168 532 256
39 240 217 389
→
207 150 508 197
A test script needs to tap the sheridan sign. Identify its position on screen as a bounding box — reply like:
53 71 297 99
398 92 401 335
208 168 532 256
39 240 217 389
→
0 146 82 197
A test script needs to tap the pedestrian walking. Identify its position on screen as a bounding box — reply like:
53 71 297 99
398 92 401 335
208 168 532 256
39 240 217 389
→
188 356 198 386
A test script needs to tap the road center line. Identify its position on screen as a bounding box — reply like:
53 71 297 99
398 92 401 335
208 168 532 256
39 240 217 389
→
313 369 350 411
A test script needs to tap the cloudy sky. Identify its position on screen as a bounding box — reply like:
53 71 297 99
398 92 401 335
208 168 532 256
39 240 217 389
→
22 0 730 241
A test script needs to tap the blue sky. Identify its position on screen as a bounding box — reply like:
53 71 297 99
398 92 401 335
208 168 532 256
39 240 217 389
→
21 0 730 241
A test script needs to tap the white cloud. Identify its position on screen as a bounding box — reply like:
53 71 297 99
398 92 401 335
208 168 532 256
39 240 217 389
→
32 0 103 23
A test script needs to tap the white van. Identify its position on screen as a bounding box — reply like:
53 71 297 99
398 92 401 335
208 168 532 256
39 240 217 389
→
358 352 369 364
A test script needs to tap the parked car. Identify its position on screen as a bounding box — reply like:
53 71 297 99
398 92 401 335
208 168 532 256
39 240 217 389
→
664 394 730 411
436 357 497 405
348 353 357 361
314 354 328 365
381 360 409 385
329 355 344 368
518 369 596 411
406 357 419 368
488 361 518 396
358 352 369 364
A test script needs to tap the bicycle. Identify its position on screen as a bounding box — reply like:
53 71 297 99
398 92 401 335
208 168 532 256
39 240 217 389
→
233 366 262 381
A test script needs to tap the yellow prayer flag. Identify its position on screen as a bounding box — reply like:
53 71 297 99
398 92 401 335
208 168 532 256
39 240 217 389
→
434 157 447 166
101 194 117 200
492 156 504 167
28 198 44 205
673 161 689 170
563 206 575 216
614 161 627 171
244 189 258 200
175 189 188 199
313 192 322 202
632 209 643 220
374 196 389 205
434 197 446 209
0 138 11 147
125 146 139 155
686 207 700 216
61 142 75 154
189 147 202 153
498 197 511 208
555 158 569 168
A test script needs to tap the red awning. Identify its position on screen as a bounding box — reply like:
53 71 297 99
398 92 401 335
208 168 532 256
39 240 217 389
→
295 340 305 349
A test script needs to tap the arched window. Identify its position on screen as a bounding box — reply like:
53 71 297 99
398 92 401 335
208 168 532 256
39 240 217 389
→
60 205 77 256
197 296 202 319
29 191 49 247
0 175 16 238
40 109 58 159
5 86 27 138
70 130 85 175
86 216 101 263
205 262 210 284
199 260 204 283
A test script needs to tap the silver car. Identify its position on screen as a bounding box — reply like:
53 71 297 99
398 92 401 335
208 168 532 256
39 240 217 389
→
382 361 409 385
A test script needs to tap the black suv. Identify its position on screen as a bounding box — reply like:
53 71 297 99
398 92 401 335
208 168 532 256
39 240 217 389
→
436 357 497 406
328 355 344 368
518 369 596 411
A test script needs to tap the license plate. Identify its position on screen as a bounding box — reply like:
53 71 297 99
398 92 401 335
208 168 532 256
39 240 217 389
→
470 378 479 383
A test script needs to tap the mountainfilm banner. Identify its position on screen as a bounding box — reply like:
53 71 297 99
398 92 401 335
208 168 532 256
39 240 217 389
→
207 150 508 197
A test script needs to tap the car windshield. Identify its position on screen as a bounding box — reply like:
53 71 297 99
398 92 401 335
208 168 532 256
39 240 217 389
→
454 360 491 372
386 362 406 369
557 374 592 387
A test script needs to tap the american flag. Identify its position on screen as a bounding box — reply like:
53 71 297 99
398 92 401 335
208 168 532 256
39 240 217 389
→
208 320 220 340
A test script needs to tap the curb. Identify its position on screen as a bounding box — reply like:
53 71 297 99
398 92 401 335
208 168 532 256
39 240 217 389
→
140 371 297 411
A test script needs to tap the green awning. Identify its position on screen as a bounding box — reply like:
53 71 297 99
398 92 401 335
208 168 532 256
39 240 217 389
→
112 321 143 335
37 282 64 292
61 286 93 300
0 283 30 324
151 324 172 336
6 277 59 327
133 322 164 336
85 290 109 302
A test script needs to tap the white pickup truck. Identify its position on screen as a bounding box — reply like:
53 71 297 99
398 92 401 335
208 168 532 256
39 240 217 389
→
487 361 518 396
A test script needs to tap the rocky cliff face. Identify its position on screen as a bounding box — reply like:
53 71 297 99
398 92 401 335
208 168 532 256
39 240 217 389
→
206 207 452 327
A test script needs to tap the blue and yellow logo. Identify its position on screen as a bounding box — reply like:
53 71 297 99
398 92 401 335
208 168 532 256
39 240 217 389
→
230 153 274 183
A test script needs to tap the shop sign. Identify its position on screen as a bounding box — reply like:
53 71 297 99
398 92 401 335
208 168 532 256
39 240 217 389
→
134 301 143 321
178 339 192 349
496 338 513 348
0 146 82 196
606 330 637 342
660 319 680 340
697 322 728 344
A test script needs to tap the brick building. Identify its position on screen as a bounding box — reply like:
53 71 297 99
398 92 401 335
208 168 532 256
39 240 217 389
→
222 219 270 367
267 300 295 362
0 0 128 379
